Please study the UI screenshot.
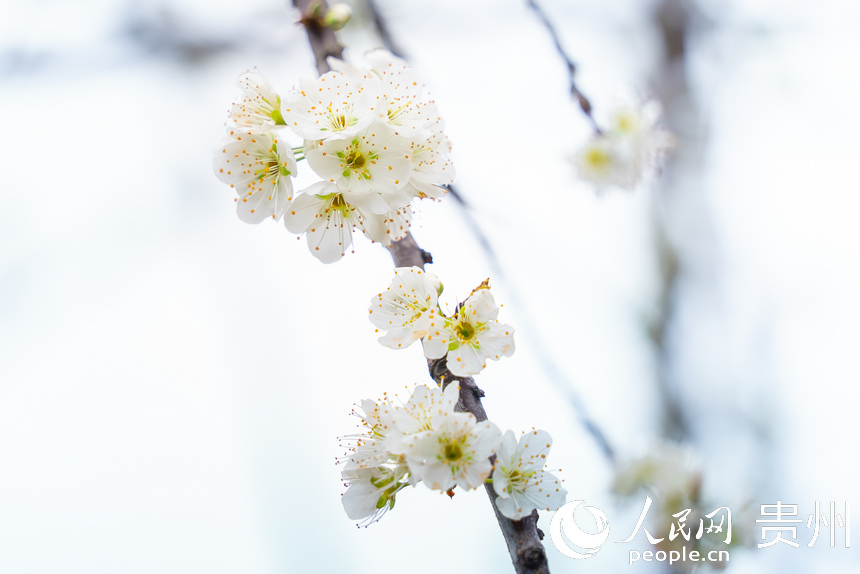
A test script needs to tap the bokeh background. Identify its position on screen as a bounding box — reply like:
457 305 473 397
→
1 0 858 572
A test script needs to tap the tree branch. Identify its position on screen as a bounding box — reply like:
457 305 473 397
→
366 0 616 464
526 0 601 134
292 1 550 571
294 0 343 74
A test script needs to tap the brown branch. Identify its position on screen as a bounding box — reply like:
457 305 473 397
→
426 357 549 573
294 0 343 73
292 1 550 571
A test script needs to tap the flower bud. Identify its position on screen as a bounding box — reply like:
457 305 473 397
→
324 4 352 31
426 273 443 297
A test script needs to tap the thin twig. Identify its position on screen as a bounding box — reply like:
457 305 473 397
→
526 0 601 134
366 0 616 463
364 0 406 58
293 1 549 572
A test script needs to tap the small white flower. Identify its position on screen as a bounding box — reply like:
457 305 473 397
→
305 120 413 209
368 267 442 351
331 49 439 137
423 288 515 377
612 442 702 502
393 382 460 436
284 181 376 263
493 430 567 520
341 461 409 525
339 397 400 469
405 131 455 200
213 131 296 223
575 100 674 192
228 70 285 134
375 205 412 245
609 101 674 178
282 71 381 141
404 413 501 491
573 135 635 191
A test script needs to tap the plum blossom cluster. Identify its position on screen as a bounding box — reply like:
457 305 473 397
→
339 383 566 524
612 443 754 564
368 267 515 377
574 100 674 192
213 49 455 263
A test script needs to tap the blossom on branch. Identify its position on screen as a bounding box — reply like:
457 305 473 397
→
493 429 567 520
214 50 456 262
339 383 505 523
403 413 502 491
368 267 442 351
213 131 297 223
424 287 515 377
284 181 381 263
228 69 285 134
574 99 674 192
370 272 515 376
305 120 413 206
282 70 380 141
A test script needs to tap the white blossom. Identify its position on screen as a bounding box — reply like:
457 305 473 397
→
341 461 409 525
575 99 674 192
573 135 635 191
609 101 674 162
405 131 455 200
423 287 515 377
282 70 381 141
331 49 441 137
493 430 567 520
338 384 459 525
305 120 413 210
612 442 702 502
377 205 412 245
368 267 442 351
213 131 296 223
339 397 400 469
403 413 501 491
393 382 460 436
284 181 380 263
228 70 285 134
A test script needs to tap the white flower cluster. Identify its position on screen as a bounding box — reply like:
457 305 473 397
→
574 100 674 192
612 443 755 559
368 267 515 377
612 442 702 503
213 50 455 263
339 383 566 525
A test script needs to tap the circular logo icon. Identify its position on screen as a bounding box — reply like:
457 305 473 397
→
550 500 611 559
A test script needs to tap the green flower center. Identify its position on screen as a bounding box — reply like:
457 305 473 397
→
504 467 537 494
330 193 351 217
256 152 288 182
444 441 464 461
346 149 366 169
337 139 377 180
585 148 611 169
455 321 475 341
326 104 349 131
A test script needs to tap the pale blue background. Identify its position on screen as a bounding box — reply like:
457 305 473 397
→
1 0 858 572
